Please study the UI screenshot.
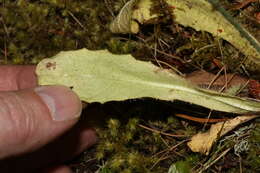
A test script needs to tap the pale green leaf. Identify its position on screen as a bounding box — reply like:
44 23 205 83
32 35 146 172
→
36 49 260 114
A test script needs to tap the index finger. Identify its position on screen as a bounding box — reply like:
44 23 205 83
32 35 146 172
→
0 65 37 91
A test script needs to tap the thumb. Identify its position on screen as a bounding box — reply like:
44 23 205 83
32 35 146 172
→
0 86 82 159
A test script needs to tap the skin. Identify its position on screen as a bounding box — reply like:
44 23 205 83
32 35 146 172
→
0 65 97 173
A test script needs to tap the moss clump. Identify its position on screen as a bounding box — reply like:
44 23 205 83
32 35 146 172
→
0 0 115 64
106 37 137 54
95 118 160 172
92 116 197 173
244 122 260 171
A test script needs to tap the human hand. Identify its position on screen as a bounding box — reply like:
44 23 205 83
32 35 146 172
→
0 65 97 173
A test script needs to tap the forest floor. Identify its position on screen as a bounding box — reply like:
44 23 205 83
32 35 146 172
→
1 0 260 172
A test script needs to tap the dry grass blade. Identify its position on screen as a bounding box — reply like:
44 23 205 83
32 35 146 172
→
138 124 187 137
197 148 232 173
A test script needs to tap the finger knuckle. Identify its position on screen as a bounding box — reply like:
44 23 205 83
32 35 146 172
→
0 92 36 146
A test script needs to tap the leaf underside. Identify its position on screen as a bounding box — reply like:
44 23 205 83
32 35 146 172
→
36 49 260 114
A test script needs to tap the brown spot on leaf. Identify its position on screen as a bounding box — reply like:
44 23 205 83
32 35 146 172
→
217 28 223 33
46 61 56 70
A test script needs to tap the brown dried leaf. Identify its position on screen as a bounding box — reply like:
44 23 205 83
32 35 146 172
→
249 80 260 99
187 115 258 155
185 70 248 93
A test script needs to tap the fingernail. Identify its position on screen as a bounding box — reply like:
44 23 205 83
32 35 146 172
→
35 86 82 121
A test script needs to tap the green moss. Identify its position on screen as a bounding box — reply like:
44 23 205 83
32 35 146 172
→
0 0 115 64
245 122 260 171
92 114 197 173
106 37 137 54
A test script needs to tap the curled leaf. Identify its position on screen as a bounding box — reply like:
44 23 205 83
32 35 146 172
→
110 0 260 64
109 0 139 34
